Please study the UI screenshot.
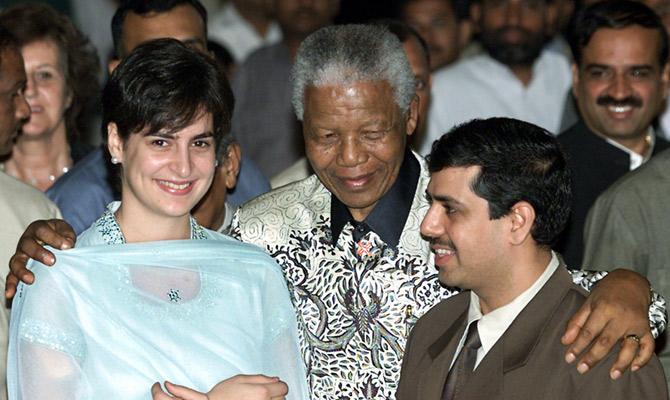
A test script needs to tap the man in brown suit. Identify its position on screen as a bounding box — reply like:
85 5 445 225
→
397 117 668 399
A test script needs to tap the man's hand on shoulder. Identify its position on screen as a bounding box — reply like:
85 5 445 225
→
561 269 654 379
6 219 76 299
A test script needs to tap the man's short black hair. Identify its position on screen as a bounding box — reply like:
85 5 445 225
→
427 117 571 247
373 18 431 67
102 38 234 154
111 0 208 58
571 0 669 67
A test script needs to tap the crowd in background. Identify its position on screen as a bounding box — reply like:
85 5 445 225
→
2 0 670 398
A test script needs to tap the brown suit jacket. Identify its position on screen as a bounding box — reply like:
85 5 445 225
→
396 267 668 400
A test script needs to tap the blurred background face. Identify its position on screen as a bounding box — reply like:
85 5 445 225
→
120 4 207 58
573 26 669 142
0 47 29 156
275 0 340 38
474 0 550 66
402 0 463 70
20 39 71 140
402 36 432 136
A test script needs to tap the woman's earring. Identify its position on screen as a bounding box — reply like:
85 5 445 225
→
214 159 219 167
111 157 119 165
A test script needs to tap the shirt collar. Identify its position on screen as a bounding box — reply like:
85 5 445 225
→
604 127 655 170
465 252 560 367
330 149 420 248
95 201 208 245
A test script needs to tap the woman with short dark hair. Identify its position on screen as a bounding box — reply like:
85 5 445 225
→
7 39 307 400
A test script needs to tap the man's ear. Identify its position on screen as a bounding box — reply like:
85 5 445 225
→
661 61 670 100
571 63 580 99
107 122 124 163
508 201 535 246
221 142 241 190
406 95 420 137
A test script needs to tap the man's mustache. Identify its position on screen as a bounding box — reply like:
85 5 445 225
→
596 95 643 108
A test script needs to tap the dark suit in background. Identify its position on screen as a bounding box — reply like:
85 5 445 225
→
556 120 670 267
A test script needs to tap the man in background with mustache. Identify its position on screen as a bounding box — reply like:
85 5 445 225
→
556 0 670 267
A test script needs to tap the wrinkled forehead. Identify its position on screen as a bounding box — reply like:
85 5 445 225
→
303 80 398 111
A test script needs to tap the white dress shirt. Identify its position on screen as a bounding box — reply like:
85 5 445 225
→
422 49 572 154
604 129 655 170
208 2 282 63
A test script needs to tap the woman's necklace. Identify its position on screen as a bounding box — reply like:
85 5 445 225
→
22 164 71 188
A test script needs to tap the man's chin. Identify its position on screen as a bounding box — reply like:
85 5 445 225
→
437 264 461 286
331 184 379 207
599 124 646 140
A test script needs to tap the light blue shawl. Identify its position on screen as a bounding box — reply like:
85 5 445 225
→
7 205 308 399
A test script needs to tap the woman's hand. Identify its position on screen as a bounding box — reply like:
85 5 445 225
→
151 375 289 400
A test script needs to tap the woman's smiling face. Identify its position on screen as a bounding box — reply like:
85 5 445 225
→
108 112 217 222
21 39 71 139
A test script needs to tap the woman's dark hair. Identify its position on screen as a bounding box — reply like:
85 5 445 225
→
102 38 234 153
0 3 101 141
427 117 572 247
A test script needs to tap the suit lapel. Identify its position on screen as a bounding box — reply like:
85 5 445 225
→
457 345 503 399
414 265 575 399
499 264 574 374
452 264 575 399
418 297 469 400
